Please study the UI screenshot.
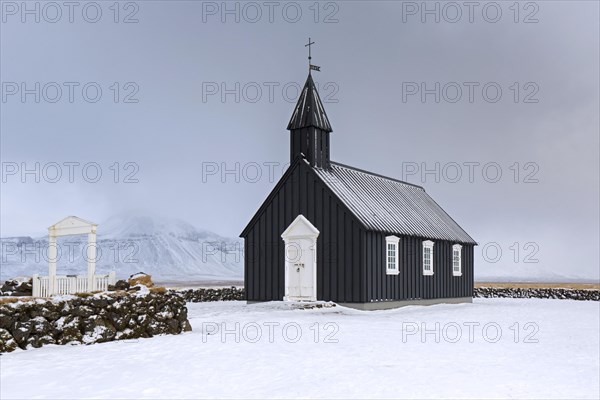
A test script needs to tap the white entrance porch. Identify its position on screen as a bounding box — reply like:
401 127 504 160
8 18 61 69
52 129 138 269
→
281 215 319 302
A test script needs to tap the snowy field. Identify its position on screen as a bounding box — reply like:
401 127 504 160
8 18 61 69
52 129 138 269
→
1 298 598 399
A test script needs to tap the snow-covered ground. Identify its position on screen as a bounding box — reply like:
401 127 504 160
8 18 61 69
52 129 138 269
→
1 298 599 399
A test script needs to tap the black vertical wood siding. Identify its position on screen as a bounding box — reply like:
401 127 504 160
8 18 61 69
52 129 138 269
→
365 232 474 301
290 127 331 169
243 161 366 302
243 161 474 303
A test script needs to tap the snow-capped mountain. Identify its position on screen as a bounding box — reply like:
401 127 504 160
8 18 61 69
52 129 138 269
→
0 214 243 282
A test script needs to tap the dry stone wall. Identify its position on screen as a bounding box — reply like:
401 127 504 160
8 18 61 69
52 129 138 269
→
474 287 599 301
0 290 191 353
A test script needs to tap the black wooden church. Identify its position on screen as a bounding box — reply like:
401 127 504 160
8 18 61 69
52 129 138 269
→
240 54 476 309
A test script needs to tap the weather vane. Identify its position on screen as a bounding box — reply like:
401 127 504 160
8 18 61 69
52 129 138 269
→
305 37 321 72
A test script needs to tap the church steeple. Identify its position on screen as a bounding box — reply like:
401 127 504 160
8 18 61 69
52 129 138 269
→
287 73 332 133
287 39 333 169
287 72 333 169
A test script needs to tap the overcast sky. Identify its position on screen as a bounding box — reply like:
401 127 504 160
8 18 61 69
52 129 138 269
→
1 1 598 280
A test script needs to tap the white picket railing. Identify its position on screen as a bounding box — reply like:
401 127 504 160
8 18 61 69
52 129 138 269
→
35 276 51 298
94 274 112 292
32 272 116 297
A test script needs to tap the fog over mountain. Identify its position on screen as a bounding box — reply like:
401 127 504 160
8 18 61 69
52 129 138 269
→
0 212 593 283
0 214 243 282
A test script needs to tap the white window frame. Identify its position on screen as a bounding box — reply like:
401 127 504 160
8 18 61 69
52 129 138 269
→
452 244 462 276
422 240 434 276
385 235 400 275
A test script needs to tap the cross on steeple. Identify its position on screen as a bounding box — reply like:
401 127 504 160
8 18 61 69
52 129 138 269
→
305 37 315 64
288 41 332 168
305 37 321 72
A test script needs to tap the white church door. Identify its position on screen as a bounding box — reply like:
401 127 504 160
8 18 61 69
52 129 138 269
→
281 215 319 302
286 238 315 300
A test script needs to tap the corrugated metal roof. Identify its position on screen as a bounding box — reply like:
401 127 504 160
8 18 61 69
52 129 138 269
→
287 73 333 133
313 162 477 244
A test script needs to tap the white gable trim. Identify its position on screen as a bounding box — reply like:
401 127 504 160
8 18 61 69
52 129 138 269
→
48 216 97 237
281 214 320 239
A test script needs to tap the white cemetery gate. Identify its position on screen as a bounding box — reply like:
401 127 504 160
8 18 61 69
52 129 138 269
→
281 215 319 302
32 216 116 297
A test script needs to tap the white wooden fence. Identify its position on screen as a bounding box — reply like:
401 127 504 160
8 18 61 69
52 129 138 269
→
32 272 116 297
